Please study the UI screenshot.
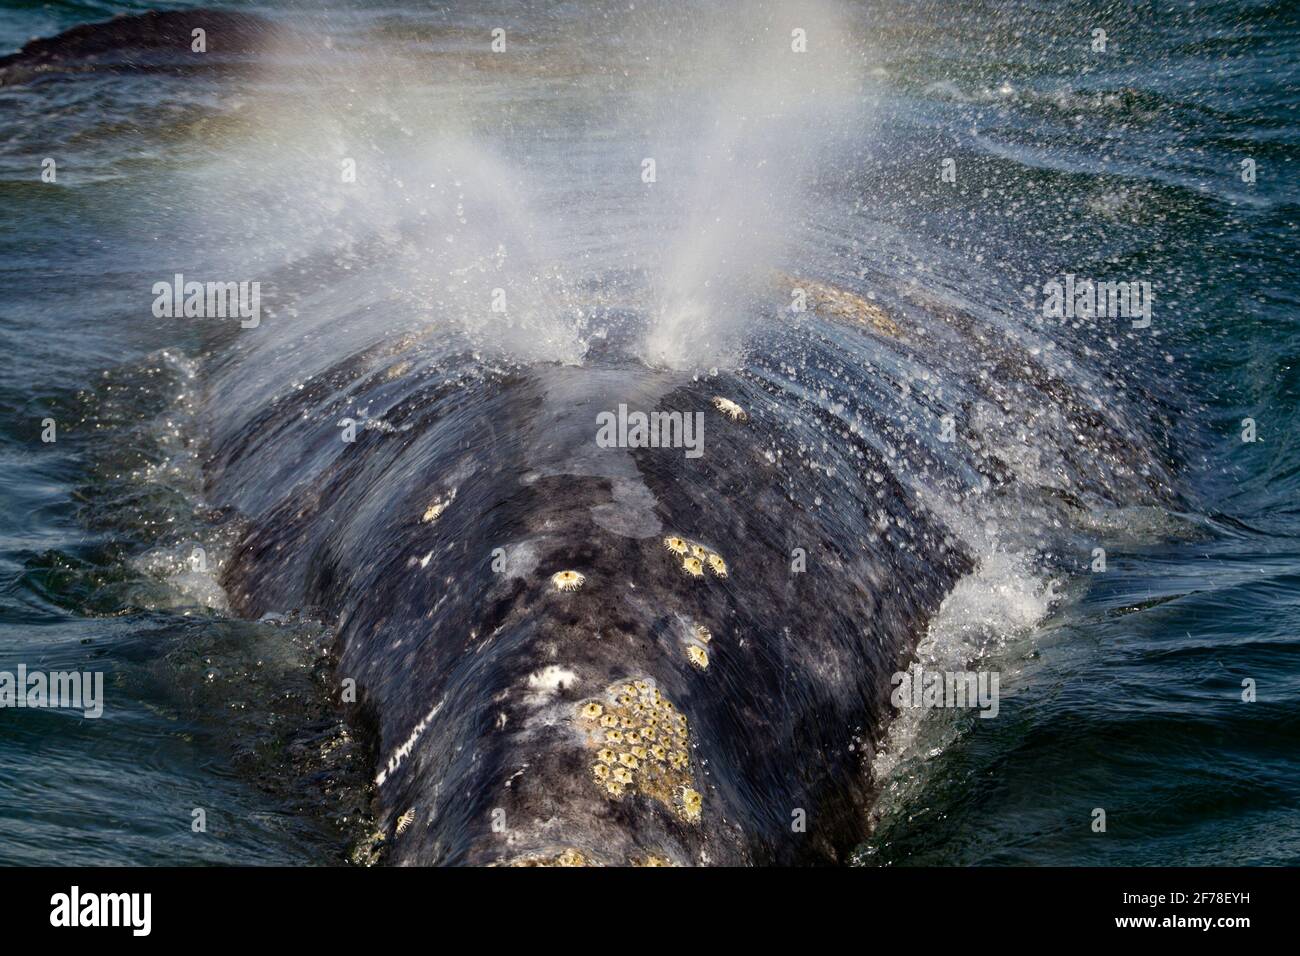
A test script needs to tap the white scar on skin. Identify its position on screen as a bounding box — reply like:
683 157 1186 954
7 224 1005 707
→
376 698 444 786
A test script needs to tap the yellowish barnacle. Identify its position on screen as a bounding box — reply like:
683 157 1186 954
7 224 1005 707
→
682 557 704 578
421 490 456 523
600 714 618 728
686 645 709 670
777 272 903 337
616 694 633 706
663 536 688 555
712 396 748 422
582 676 697 815
505 847 593 868
581 702 603 720
396 809 415 834
706 553 728 578
551 570 585 592
679 787 703 822
690 543 709 559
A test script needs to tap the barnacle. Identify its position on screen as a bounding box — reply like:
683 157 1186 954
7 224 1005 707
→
556 849 587 867
693 624 712 644
506 848 591 867
396 809 415 834
682 557 704 578
600 714 618 728
551 570 585 592
581 702 603 720
705 553 728 578
712 397 748 422
678 787 703 822
686 645 709 670
777 272 903 337
578 677 698 818
421 490 456 523
690 543 709 559
663 536 688 555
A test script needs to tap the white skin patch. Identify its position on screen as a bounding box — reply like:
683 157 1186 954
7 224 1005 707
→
526 665 577 695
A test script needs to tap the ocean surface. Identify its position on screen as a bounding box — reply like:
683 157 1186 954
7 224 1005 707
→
0 0 1296 865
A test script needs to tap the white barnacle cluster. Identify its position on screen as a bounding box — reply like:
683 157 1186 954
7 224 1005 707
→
662 535 728 581
574 679 701 823
712 396 748 422
685 622 711 670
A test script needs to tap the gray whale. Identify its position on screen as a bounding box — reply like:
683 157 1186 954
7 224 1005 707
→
205 327 970 866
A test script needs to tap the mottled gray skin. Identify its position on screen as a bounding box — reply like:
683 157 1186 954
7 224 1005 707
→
209 340 970 866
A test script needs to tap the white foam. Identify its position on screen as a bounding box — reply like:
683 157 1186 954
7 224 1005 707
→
871 549 1057 785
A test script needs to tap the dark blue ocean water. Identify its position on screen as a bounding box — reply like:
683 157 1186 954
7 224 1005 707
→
0 0 1296 865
